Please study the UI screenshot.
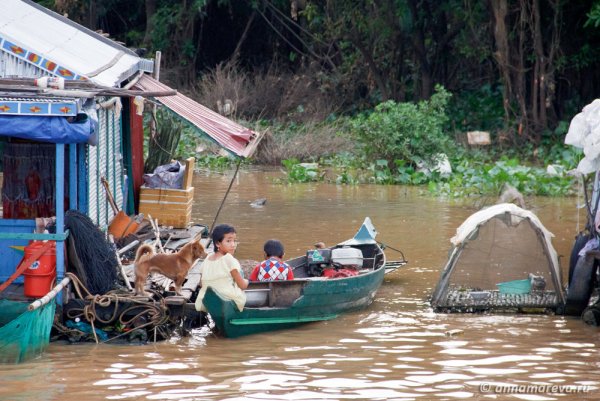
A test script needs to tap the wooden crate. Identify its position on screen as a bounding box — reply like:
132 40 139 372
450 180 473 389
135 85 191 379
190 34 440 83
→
139 186 194 228
139 157 196 228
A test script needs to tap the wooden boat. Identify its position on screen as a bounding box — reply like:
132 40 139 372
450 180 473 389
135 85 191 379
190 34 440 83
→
202 218 404 338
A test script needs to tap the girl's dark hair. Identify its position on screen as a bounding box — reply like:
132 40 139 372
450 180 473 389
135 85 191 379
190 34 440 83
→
211 224 236 251
264 239 284 258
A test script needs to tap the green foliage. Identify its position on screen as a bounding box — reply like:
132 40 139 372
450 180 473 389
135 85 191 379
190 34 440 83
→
350 85 453 166
446 84 505 133
585 2 600 28
38 0 594 145
195 155 238 170
281 159 321 183
125 30 144 45
429 157 575 197
278 143 578 197
144 109 183 172
151 4 182 52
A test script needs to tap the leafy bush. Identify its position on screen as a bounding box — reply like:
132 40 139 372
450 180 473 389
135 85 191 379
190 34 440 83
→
281 159 321 183
350 85 453 166
446 84 505 134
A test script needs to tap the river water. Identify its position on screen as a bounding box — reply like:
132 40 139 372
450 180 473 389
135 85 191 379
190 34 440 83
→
1 169 599 401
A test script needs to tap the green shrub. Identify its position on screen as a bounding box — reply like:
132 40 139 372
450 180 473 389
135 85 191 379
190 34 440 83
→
350 85 453 167
446 84 504 134
281 159 321 183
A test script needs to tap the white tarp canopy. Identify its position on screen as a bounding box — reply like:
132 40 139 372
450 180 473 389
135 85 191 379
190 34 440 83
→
565 99 600 174
451 203 560 271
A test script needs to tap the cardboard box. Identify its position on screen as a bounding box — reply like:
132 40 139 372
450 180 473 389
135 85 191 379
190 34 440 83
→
139 186 194 228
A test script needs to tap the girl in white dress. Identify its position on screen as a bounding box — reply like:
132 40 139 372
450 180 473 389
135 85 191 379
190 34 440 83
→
195 224 249 312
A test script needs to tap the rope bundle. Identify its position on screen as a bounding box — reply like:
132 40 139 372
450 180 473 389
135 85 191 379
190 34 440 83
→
62 273 170 343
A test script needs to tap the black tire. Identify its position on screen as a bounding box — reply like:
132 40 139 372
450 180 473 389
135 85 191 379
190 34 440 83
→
582 305 600 326
569 233 590 286
565 254 597 316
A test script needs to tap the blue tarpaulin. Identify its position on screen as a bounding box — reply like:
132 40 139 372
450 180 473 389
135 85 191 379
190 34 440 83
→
0 114 94 144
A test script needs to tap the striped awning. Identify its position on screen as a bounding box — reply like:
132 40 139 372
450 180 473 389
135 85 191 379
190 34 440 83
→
134 74 261 158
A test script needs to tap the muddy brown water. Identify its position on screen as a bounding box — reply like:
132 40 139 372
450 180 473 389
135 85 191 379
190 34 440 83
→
1 169 599 401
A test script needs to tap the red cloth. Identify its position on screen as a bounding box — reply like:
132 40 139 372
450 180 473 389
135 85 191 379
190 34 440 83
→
322 268 359 278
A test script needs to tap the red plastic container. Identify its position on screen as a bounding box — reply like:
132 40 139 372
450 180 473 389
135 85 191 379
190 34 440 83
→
23 241 56 298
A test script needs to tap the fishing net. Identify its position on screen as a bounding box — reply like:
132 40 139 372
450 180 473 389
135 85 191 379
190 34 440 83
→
431 204 565 312
0 299 55 364
65 210 118 294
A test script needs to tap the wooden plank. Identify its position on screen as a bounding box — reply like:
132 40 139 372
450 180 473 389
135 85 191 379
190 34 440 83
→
139 191 193 200
139 194 193 203
139 201 192 211
140 186 194 196
183 157 195 190
144 212 192 228
181 259 203 300
158 217 190 228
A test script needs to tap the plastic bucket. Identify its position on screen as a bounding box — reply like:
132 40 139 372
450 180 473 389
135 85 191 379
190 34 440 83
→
23 241 56 298
496 279 531 294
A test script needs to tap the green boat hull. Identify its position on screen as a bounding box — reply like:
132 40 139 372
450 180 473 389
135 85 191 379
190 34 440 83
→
203 265 385 338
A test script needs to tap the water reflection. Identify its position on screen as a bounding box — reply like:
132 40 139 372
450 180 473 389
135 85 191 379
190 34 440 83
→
1 170 600 400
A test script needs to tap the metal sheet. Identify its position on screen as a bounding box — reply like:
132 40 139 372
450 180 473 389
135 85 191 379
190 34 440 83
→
0 0 152 87
134 75 262 158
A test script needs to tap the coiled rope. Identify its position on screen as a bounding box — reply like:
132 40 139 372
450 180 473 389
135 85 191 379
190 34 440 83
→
63 272 170 343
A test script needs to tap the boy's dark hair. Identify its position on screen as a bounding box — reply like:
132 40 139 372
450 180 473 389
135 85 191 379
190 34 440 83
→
264 239 284 258
211 224 236 251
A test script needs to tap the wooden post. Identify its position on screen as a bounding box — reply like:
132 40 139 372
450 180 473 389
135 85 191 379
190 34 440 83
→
148 51 161 163
183 157 195 190
153 51 161 81
129 98 144 213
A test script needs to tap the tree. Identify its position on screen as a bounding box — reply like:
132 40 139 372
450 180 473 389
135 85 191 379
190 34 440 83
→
488 0 563 143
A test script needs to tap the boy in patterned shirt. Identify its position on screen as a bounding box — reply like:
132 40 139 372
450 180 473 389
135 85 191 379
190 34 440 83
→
249 239 294 281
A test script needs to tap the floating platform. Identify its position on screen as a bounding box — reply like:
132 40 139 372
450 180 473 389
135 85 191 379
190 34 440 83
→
433 288 561 313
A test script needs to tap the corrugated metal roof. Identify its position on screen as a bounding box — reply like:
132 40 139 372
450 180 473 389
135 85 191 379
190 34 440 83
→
0 0 152 87
135 74 262 158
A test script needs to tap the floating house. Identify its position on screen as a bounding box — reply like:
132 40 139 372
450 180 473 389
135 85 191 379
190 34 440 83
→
0 0 261 360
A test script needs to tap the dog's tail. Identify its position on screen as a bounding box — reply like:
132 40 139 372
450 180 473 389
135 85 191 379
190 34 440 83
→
135 244 155 263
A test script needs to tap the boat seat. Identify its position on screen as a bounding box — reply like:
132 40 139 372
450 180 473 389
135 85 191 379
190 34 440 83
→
245 289 270 307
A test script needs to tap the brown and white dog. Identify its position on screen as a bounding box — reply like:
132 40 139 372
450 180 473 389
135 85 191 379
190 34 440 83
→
134 239 205 296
